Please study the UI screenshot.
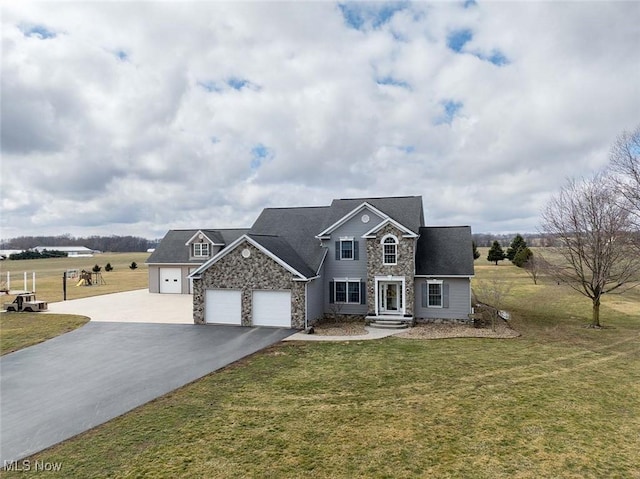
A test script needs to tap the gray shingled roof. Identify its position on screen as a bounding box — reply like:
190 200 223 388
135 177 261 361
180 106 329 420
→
249 235 316 278
146 228 248 264
320 196 424 234
415 226 475 276
249 206 329 275
150 198 429 279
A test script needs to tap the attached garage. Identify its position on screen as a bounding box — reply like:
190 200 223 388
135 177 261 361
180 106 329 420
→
205 289 242 325
159 268 182 294
252 290 292 328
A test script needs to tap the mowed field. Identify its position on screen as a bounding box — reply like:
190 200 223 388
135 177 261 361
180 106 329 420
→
0 252 150 304
1 248 639 478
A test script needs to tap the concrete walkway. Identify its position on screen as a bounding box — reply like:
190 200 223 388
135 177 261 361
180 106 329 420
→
284 326 407 341
0 322 293 464
46 289 192 323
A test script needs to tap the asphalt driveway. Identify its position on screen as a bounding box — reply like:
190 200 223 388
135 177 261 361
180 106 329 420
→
0 322 293 464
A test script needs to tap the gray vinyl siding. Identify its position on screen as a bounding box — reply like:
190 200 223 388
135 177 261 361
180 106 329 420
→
148 266 160 293
148 265 200 294
414 277 471 320
323 208 384 315
306 264 325 325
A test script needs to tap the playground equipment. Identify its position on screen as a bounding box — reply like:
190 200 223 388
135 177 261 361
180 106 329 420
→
76 270 106 287
4 293 48 312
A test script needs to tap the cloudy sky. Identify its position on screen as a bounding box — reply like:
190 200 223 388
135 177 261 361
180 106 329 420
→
2 1 639 240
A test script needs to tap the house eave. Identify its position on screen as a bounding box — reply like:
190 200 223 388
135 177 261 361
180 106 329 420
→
188 234 309 280
184 230 218 246
317 201 390 237
361 217 418 238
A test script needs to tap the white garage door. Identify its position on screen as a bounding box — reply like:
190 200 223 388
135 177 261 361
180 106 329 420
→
205 289 242 325
159 268 182 294
252 291 291 328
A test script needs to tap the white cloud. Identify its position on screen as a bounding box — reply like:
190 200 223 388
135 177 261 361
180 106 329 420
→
1 1 639 239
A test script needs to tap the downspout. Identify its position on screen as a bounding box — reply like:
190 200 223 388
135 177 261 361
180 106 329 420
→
304 281 308 330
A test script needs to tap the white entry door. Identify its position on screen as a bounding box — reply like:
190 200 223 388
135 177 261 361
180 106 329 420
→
252 291 291 327
159 268 182 294
205 289 242 325
379 282 402 314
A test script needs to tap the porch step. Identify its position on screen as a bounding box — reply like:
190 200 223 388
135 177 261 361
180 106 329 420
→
369 321 408 330
366 316 413 329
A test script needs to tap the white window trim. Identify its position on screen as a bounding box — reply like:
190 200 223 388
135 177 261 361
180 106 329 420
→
373 275 406 316
426 279 443 308
381 234 398 265
339 238 355 261
334 278 361 304
192 243 210 258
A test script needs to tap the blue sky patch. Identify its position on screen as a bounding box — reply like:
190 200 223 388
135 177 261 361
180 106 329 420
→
115 50 129 62
399 145 415 153
485 50 510 66
437 100 463 125
250 144 272 170
463 0 477 8
376 76 411 89
338 2 409 31
198 81 224 93
447 29 473 53
227 78 248 90
20 24 56 39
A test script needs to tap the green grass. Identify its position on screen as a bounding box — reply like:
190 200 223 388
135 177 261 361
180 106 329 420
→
0 312 89 355
0 252 150 303
2 253 639 478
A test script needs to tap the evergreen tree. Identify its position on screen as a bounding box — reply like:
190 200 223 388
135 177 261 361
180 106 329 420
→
506 234 527 261
472 241 481 260
513 246 533 267
487 241 506 265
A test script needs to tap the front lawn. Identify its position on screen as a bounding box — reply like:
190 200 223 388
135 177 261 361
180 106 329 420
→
0 312 89 355
2 259 638 478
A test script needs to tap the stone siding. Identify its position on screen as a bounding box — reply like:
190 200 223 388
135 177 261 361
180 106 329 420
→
366 224 416 316
192 242 305 328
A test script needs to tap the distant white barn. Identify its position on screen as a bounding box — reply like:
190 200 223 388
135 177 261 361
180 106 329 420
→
33 246 94 257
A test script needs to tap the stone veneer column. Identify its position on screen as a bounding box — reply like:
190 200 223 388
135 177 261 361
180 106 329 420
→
366 224 415 316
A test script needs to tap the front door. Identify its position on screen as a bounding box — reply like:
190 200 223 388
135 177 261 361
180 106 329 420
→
379 282 402 314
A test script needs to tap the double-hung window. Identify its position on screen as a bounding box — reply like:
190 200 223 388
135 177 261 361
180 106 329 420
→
382 236 398 265
427 281 443 308
340 239 354 260
334 280 361 304
193 243 210 257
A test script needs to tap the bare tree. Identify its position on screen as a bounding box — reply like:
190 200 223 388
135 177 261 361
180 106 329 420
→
474 279 513 331
522 252 547 285
609 126 640 248
541 174 640 327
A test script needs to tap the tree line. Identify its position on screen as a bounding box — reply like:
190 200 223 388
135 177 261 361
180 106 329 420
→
0 235 157 252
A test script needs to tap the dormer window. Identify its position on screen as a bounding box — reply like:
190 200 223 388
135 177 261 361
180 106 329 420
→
382 235 398 265
193 243 210 257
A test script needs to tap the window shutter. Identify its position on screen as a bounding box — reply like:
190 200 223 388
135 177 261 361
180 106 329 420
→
421 282 427 308
335 241 340 260
353 241 359 260
329 281 335 304
360 281 366 305
443 283 450 308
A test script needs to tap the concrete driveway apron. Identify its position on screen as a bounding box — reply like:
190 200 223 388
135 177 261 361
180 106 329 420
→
0 322 293 464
